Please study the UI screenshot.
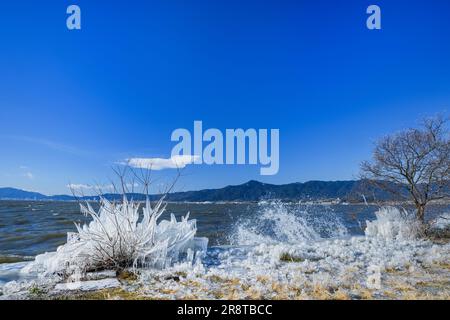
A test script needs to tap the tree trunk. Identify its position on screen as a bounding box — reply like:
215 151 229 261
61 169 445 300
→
416 204 426 224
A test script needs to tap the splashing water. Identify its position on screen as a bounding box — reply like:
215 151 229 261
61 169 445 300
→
228 201 348 245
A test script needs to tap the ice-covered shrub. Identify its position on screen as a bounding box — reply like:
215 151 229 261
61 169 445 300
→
365 207 422 241
427 212 450 238
23 196 205 277
430 212 450 231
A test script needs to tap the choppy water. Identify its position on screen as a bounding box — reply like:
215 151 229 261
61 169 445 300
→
1 200 448 264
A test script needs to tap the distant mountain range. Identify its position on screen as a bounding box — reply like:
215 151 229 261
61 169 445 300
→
0 180 403 203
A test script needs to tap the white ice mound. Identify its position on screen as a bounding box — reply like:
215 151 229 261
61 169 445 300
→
22 197 206 277
430 212 450 231
365 206 421 241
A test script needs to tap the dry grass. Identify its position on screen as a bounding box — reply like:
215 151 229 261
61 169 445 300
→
333 289 350 300
279 252 304 263
359 289 374 300
56 288 152 300
117 270 138 282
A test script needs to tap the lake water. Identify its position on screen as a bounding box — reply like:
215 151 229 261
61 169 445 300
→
1 200 448 263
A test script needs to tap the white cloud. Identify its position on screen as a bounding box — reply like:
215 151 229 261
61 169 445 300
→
67 183 139 192
126 182 140 189
67 183 94 190
23 172 34 180
18 166 34 179
126 155 199 170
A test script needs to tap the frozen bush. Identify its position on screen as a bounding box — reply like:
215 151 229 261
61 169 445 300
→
365 207 422 241
23 196 203 277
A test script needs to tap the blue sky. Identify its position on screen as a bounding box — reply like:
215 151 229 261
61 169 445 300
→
0 0 449 195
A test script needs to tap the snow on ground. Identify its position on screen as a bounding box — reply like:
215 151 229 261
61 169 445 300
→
54 278 121 292
135 235 449 299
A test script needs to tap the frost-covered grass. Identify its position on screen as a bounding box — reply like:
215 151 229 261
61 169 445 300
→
129 236 449 300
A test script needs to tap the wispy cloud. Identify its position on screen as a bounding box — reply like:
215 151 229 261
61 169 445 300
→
18 165 34 180
3 135 91 157
126 155 199 170
67 182 139 192
67 183 96 190
23 172 34 180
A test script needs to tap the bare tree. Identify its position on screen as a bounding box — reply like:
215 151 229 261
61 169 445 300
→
361 115 450 224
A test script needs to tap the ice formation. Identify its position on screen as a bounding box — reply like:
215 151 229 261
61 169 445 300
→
365 206 422 241
431 212 450 231
21 197 206 277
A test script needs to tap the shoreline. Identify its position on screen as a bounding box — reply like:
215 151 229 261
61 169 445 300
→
1 199 450 206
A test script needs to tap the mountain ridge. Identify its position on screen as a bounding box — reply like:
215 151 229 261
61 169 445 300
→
0 180 396 203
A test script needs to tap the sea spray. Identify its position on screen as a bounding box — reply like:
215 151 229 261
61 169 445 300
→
228 201 348 246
